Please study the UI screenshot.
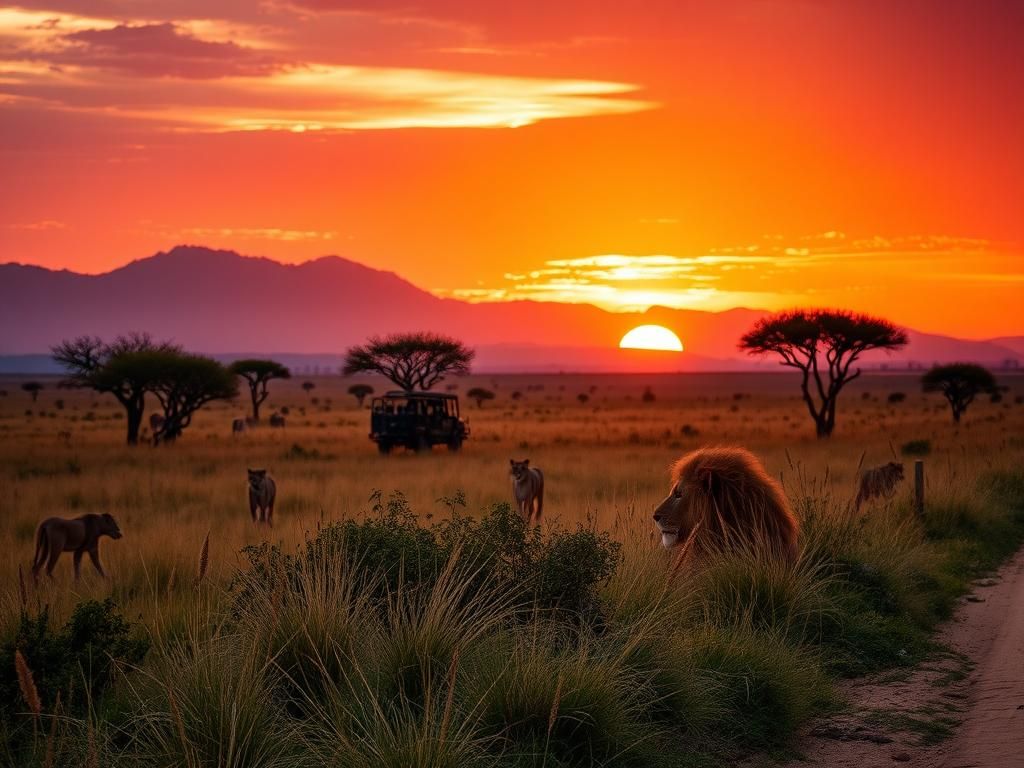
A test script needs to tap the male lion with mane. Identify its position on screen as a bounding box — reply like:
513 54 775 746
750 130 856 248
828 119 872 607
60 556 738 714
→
653 447 799 562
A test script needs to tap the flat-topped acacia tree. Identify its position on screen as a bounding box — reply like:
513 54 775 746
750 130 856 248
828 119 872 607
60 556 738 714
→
922 363 998 424
740 309 908 438
228 359 291 422
343 332 474 391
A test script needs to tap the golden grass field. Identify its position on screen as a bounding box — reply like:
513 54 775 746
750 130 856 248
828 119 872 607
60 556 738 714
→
2 370 1021 628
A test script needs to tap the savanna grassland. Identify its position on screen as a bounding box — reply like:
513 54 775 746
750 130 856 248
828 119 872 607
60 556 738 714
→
2 371 1023 768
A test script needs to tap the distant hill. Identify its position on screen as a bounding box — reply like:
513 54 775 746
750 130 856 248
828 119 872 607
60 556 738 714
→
0 246 1020 372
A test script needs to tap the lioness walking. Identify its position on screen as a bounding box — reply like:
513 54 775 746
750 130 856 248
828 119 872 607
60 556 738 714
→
32 513 123 582
855 461 904 510
510 459 544 524
248 469 277 526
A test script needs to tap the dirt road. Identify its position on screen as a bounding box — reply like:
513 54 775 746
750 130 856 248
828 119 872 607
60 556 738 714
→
774 547 1024 768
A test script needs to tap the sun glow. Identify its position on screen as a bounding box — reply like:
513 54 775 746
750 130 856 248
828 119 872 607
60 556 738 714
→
618 325 684 352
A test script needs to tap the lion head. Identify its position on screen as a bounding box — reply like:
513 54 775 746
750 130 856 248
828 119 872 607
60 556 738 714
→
653 447 799 561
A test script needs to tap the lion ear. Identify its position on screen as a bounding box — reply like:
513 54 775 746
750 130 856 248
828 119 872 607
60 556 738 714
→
695 465 719 494
523 459 529 466
510 459 515 466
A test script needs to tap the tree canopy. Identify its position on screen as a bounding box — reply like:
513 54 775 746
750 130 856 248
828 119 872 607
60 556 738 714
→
740 309 907 437
149 352 238 443
228 359 291 422
922 363 997 424
347 383 374 406
52 333 179 444
343 333 474 391
467 387 495 407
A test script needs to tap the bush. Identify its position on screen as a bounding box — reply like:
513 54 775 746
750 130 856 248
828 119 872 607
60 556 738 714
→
887 392 906 403
900 439 931 457
0 599 148 757
238 494 621 626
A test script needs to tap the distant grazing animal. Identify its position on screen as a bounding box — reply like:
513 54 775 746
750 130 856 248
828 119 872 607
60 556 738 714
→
510 459 544 524
653 447 799 563
232 418 246 435
269 413 286 428
248 469 277 525
32 513 123 582
855 462 904 510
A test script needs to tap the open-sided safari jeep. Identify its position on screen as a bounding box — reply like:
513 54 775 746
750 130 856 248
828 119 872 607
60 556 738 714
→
369 391 469 454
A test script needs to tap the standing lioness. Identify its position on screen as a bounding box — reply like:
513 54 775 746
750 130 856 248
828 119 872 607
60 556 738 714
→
248 469 277 526
32 513 123 582
510 459 544 524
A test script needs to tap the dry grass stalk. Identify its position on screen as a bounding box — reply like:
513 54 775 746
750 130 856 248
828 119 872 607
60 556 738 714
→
439 646 461 740
18 565 28 610
42 691 61 768
15 649 42 718
196 531 210 586
168 688 189 753
86 717 99 768
547 672 564 737
166 566 177 596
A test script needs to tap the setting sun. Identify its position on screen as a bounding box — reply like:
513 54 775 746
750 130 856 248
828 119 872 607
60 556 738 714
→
619 325 684 352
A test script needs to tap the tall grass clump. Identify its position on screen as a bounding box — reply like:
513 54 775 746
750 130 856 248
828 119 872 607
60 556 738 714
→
123 612 305 767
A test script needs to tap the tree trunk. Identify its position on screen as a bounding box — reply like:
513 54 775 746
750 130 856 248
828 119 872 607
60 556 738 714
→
126 407 142 445
252 392 261 422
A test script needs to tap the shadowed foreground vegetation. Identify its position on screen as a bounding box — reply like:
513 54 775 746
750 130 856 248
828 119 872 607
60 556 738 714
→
1 373 1023 766
4 474 1024 767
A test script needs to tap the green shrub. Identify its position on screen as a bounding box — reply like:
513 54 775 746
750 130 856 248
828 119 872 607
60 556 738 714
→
0 599 148 725
900 439 931 456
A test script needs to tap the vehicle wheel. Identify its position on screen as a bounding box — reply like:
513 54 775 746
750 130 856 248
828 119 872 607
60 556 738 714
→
447 438 462 452
377 442 391 455
415 436 431 453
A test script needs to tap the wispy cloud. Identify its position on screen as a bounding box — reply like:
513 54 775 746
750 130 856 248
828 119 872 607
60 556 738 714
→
0 9 656 131
441 234 1021 312
6 219 66 230
179 226 340 242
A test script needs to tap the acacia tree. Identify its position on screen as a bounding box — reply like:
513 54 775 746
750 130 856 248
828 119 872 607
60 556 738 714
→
21 381 43 402
467 387 495 408
740 309 908 438
302 381 316 397
922 363 997 424
52 333 178 444
343 333 474 391
228 359 291 422
347 383 374 407
150 352 238 444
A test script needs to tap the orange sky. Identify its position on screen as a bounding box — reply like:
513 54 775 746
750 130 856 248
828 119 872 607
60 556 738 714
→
1 1 1022 338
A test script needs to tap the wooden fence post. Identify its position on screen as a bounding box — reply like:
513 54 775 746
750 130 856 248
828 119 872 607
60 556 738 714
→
914 460 925 517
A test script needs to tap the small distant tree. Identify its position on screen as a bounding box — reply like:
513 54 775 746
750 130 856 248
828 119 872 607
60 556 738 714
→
343 332 474 391
642 387 655 403
740 309 908 438
577 393 589 405
467 387 495 408
922 363 998 424
149 352 238 444
228 359 291 422
348 383 374 407
52 333 178 445
302 381 316 397
21 381 43 402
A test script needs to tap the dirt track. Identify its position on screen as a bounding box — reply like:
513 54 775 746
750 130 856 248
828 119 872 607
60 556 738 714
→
774 547 1024 768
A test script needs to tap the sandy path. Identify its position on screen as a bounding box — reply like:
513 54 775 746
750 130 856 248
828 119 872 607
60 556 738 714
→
765 547 1024 768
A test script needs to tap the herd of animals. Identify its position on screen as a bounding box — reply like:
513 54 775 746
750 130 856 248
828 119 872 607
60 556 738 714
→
28 447 907 583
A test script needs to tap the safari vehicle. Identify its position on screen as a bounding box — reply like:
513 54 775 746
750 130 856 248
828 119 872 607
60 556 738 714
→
369 391 469 454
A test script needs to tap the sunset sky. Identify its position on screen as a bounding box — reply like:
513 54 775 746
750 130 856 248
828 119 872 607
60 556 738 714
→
1 1 1021 338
